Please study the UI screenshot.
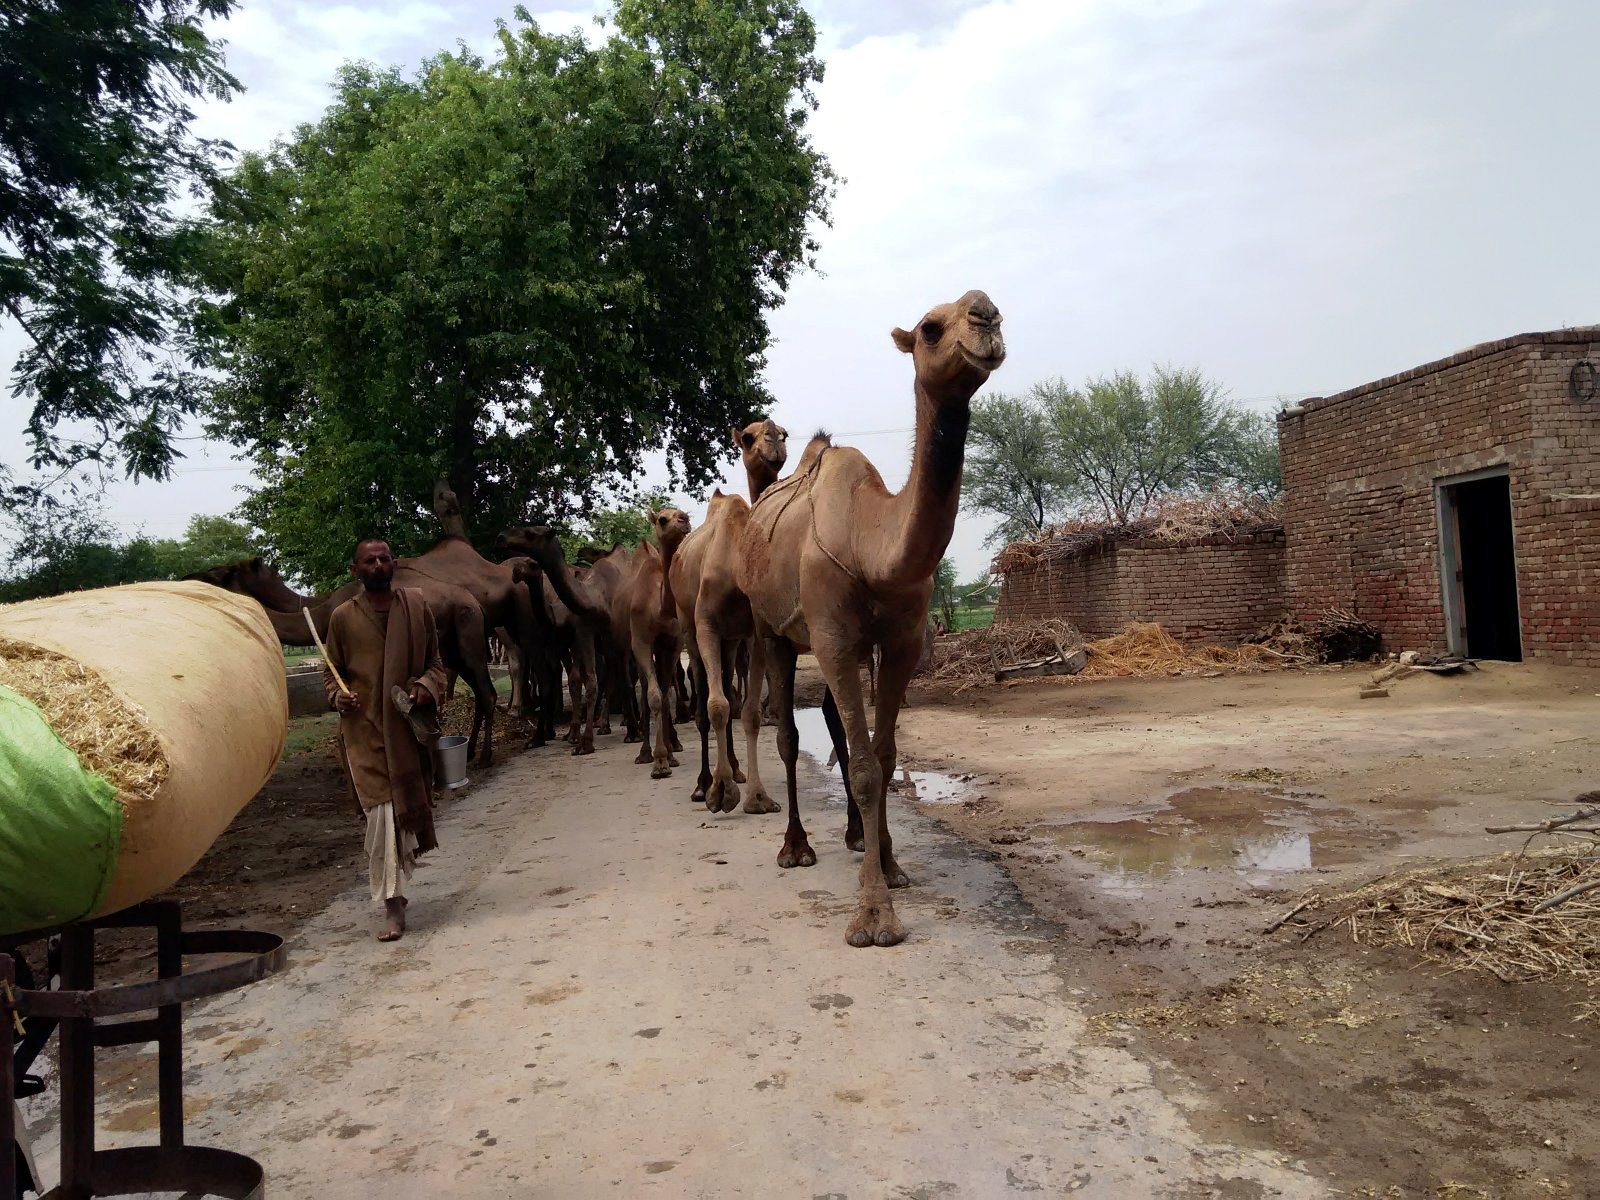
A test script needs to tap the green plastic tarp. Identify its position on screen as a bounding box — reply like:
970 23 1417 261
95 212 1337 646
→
0 682 123 935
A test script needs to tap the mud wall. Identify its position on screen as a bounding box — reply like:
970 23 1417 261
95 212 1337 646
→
994 530 1286 645
1278 328 1600 665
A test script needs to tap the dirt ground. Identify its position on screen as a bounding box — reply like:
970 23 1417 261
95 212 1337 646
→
13 661 1597 1197
893 660 1600 1197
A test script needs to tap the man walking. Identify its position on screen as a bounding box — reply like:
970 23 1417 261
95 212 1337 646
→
322 538 449 941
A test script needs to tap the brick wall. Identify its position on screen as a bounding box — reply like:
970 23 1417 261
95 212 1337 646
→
994 529 1286 644
1279 328 1600 665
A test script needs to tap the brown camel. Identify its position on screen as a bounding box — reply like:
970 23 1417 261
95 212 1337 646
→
189 556 500 765
670 419 789 811
410 483 554 741
498 531 639 742
611 508 692 777
737 289 1005 947
506 555 600 756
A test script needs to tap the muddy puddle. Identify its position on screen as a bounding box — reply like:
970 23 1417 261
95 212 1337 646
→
792 706 969 805
1040 787 1394 897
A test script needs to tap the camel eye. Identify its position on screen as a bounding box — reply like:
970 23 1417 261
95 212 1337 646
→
921 319 944 343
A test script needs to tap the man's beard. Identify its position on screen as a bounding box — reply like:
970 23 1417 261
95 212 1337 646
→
362 574 394 592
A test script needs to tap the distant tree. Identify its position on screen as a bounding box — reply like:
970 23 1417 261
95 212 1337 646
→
932 557 959 631
1216 409 1282 498
959 573 998 606
1 0 241 498
1041 366 1279 524
962 390 1068 546
0 507 258 599
201 1 835 585
555 490 670 561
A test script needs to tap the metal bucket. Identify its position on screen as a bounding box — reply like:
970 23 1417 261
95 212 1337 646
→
434 735 470 789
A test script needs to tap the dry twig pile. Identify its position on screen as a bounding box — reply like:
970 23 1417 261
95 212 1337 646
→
1286 796 1600 1020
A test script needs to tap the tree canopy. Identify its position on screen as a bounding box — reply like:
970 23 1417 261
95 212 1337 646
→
1 0 240 498
0 508 257 601
200 1 836 585
963 367 1281 537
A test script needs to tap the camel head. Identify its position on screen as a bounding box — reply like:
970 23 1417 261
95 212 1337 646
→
731 418 788 476
496 526 570 571
507 556 543 587
890 290 1005 399
648 507 692 552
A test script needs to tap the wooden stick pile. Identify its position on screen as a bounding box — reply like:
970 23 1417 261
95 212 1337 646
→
1284 796 1600 1020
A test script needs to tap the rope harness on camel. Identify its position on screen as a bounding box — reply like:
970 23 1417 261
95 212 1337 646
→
750 444 861 583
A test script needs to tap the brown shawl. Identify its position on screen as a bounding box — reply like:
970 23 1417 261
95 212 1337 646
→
323 587 445 855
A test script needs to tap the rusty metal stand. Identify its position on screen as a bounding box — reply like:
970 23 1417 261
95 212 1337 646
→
3 901 285 1199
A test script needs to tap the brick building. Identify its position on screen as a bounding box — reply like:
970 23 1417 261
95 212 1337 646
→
1278 327 1600 665
993 526 1286 645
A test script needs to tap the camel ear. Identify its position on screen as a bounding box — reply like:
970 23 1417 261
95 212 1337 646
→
729 425 742 449
891 327 916 354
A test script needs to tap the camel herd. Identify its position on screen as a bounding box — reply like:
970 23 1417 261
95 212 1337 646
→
192 290 1005 947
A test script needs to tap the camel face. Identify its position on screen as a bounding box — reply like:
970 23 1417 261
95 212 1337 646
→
891 289 1005 393
650 507 692 549
733 419 788 476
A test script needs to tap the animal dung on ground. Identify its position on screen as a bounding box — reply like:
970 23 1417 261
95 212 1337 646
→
0 582 288 935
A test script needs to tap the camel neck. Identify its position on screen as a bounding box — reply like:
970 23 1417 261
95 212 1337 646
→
873 380 972 587
746 463 780 502
657 541 680 625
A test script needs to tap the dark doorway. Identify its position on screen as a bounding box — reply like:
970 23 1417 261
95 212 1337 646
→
1440 473 1522 661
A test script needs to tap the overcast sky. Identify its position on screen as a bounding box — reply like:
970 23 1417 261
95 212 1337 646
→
4 0 1596 578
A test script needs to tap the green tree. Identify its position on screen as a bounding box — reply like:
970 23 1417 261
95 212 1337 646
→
0 507 258 600
962 390 1067 546
200 2 835 585
2 0 240 496
1041 366 1279 523
932 556 958 631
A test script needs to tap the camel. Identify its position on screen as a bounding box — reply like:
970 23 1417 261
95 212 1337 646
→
505 554 601 755
189 556 500 765
498 531 639 743
736 289 1005 947
610 508 692 777
669 418 788 811
414 483 555 743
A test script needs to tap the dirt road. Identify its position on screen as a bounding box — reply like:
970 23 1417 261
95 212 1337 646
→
19 721 1317 1198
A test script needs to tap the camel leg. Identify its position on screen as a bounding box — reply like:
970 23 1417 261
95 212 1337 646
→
629 650 654 765
768 638 814 866
593 648 612 736
814 641 901 947
685 626 711 804
657 645 681 768
739 630 777 815
634 640 672 778
723 641 743 784
463 656 496 770
697 619 741 814
864 631 922 892
821 686 865 852
674 660 692 724
568 630 596 756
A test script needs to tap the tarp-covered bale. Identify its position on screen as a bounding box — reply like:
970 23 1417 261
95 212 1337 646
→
0 581 287 935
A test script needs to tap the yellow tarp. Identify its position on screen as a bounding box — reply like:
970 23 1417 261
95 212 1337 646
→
0 582 286 920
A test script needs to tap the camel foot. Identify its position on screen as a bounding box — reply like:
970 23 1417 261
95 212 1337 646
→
623 731 641 744
742 787 780 815
668 731 683 753
845 900 905 948
845 826 865 854
777 835 817 869
706 777 740 814
597 719 612 735
691 779 709 805
667 753 680 768
570 741 595 757
474 752 493 769
733 767 747 784
885 861 911 889
650 762 672 779
634 747 652 765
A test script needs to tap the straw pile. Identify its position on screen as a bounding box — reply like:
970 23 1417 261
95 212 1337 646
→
0 636 168 809
922 619 1288 694
1246 609 1382 663
1288 801 1600 1020
993 489 1284 575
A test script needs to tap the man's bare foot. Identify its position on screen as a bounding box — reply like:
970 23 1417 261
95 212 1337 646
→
378 897 407 942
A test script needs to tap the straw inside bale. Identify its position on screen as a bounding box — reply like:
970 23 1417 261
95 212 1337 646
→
0 636 168 811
